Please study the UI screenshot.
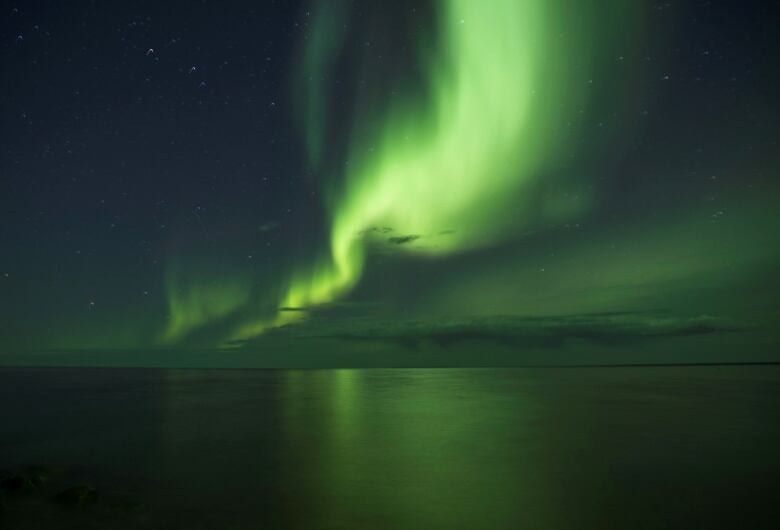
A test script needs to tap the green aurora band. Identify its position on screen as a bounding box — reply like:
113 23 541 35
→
164 0 623 344
163 259 251 343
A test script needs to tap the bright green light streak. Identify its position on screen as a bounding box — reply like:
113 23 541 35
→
229 0 590 341
163 0 588 344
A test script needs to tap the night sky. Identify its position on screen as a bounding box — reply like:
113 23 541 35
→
1 0 778 367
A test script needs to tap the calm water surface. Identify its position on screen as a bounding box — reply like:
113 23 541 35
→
1 366 778 529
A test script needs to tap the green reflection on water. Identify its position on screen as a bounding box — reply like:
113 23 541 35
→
280 369 558 529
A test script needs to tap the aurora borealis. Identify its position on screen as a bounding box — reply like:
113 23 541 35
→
1 6 780 524
227 0 616 342
1 0 778 366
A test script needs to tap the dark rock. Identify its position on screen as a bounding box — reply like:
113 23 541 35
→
53 485 98 507
107 498 146 515
0 474 36 493
25 465 54 487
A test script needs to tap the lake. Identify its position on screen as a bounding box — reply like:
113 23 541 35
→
1 365 778 529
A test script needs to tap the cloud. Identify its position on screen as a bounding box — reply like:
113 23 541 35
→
252 311 745 349
278 300 381 314
357 226 394 236
387 234 421 245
